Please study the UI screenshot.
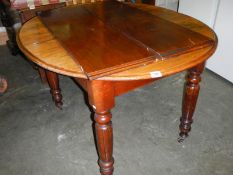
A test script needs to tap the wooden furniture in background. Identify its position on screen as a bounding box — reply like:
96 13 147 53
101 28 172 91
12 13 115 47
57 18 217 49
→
0 0 69 108
0 0 102 108
17 1 217 175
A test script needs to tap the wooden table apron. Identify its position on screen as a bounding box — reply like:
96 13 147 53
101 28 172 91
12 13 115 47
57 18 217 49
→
17 2 217 175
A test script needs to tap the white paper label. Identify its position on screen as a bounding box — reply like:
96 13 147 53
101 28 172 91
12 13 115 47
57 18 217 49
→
28 5 35 9
150 71 162 78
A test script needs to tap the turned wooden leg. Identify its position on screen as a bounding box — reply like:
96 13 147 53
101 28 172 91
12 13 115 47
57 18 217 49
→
45 70 63 109
178 62 205 142
38 67 48 84
87 80 115 175
94 110 114 175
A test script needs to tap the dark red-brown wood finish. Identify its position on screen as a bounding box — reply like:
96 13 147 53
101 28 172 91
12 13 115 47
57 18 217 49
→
87 80 115 175
45 70 63 109
17 1 218 174
178 62 205 142
73 61 209 174
38 1 214 80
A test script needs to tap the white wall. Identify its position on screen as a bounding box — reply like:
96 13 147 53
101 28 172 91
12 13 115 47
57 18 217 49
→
156 0 179 11
179 0 233 83
207 0 233 83
179 0 219 27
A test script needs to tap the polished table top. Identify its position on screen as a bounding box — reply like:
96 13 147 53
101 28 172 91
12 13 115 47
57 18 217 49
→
17 1 217 81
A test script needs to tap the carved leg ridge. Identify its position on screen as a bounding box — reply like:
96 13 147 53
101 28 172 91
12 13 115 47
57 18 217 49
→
45 70 63 109
50 89 63 109
179 63 205 142
87 80 115 175
98 159 114 175
179 118 193 134
94 110 114 175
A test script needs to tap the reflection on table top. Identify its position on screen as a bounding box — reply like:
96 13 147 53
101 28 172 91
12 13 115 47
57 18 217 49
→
17 2 217 80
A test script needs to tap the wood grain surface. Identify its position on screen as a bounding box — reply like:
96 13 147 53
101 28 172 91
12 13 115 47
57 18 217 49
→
37 1 214 79
17 1 217 80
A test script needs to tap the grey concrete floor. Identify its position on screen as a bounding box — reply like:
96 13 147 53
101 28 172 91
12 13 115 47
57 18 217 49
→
0 45 233 175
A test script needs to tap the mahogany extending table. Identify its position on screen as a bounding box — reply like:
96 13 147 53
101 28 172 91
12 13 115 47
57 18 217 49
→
17 1 217 174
